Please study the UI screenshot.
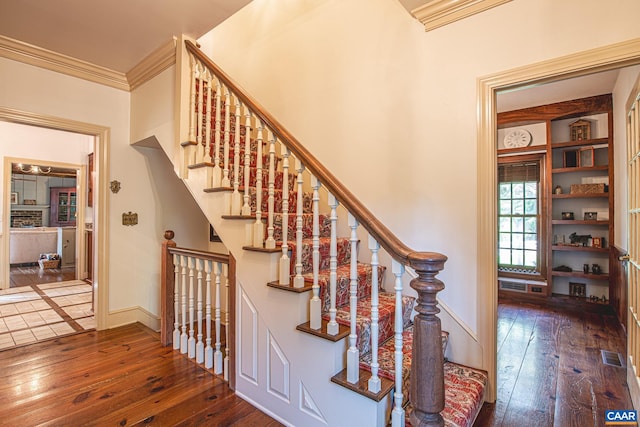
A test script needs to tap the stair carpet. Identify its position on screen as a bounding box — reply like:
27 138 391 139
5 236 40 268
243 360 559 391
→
197 106 487 427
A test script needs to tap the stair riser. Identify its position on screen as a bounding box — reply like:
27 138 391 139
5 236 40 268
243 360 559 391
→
287 238 352 275
270 213 331 241
249 187 312 215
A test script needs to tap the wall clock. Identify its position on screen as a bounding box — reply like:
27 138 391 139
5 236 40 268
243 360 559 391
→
503 129 532 148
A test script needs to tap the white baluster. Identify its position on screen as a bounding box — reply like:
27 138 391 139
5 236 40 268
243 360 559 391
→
180 255 188 354
326 193 339 335
293 158 305 288
347 213 359 383
265 130 276 249
212 77 222 187
203 70 213 166
252 118 265 247
231 97 242 215
223 263 230 381
188 256 196 359
188 55 197 143
222 86 231 187
172 253 181 350
391 259 405 427
205 259 213 369
196 258 204 364
241 104 252 216
279 147 291 285
367 236 381 393
196 63 204 163
309 175 322 329
214 261 223 374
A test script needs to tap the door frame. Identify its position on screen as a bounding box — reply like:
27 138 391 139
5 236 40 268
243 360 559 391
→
0 107 110 330
477 38 640 402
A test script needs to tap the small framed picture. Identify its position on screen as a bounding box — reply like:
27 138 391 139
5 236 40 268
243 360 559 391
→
10 192 18 204
209 224 222 242
584 212 597 220
592 237 602 248
561 212 574 220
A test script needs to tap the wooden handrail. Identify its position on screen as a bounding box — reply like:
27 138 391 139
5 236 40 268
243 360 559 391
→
169 246 230 264
184 41 446 270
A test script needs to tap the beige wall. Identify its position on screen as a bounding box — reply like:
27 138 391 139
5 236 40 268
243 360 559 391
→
197 0 640 335
0 57 209 327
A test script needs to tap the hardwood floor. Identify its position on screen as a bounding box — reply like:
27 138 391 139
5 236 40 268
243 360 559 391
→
0 323 283 426
10 264 76 287
475 296 632 427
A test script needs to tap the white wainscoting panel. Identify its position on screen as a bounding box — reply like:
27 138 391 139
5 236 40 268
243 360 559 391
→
299 381 326 423
239 288 258 384
267 331 290 403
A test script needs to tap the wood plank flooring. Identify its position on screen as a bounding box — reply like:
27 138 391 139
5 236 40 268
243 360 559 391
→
0 322 283 426
475 297 633 427
10 265 76 288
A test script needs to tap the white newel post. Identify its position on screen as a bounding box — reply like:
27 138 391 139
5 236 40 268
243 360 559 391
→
205 259 213 369
172 253 181 350
231 97 242 215
293 158 305 288
367 237 381 393
241 104 252 216
265 130 276 249
309 175 322 329
326 192 339 336
187 256 196 359
279 147 291 285
212 78 222 187
214 261 223 375
347 213 359 383
196 258 204 364
252 118 265 247
391 259 406 427
180 255 188 354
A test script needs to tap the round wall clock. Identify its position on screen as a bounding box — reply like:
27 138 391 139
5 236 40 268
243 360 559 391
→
503 129 532 148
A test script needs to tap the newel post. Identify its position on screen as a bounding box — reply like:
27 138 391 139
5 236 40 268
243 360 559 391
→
408 251 448 427
161 230 177 346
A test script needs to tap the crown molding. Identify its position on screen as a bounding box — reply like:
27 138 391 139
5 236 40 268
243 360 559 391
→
127 37 177 91
412 0 512 31
0 35 130 91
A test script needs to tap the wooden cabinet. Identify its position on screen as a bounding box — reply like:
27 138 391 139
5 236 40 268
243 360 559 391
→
498 94 614 303
50 187 77 227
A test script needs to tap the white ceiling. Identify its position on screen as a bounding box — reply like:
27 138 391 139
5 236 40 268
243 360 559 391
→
0 0 252 73
0 0 625 110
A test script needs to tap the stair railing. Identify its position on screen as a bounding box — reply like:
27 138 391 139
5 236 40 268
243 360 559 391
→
161 230 231 379
179 40 447 427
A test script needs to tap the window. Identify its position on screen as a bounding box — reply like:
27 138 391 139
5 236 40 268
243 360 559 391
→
498 158 542 274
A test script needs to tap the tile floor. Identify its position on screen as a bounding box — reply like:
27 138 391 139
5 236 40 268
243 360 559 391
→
0 280 95 350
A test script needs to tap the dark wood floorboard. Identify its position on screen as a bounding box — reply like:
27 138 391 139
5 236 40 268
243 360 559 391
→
10 265 76 287
0 322 282 426
475 297 632 427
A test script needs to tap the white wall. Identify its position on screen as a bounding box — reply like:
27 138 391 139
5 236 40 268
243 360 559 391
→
0 57 208 326
613 65 640 250
196 0 640 335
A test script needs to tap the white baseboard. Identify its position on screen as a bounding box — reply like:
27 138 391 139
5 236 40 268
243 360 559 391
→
107 306 160 331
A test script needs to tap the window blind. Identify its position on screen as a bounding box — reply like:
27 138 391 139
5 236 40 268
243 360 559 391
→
498 161 540 182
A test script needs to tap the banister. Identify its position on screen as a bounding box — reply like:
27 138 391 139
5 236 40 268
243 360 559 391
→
169 246 230 265
184 40 446 269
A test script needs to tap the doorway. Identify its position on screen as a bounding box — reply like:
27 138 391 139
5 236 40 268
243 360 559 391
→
8 161 81 288
477 39 640 402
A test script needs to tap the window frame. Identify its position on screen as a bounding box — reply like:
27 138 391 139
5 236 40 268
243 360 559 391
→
497 153 547 281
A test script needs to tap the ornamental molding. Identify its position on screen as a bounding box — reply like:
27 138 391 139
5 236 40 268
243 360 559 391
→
411 0 512 31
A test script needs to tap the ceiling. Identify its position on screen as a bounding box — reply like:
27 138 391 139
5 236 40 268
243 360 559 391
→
0 0 625 110
0 0 252 73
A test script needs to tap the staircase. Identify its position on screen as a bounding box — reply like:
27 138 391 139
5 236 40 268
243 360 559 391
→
161 39 488 427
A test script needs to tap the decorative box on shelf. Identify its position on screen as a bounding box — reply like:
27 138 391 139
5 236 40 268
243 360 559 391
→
570 183 607 194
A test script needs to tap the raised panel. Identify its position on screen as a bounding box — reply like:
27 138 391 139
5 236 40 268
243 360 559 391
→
238 289 258 384
267 332 290 403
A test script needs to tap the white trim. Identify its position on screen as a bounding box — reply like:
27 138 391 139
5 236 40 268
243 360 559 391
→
0 35 129 91
478 37 640 402
127 38 177 91
235 390 295 427
108 305 161 331
411 0 512 31
0 107 110 331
